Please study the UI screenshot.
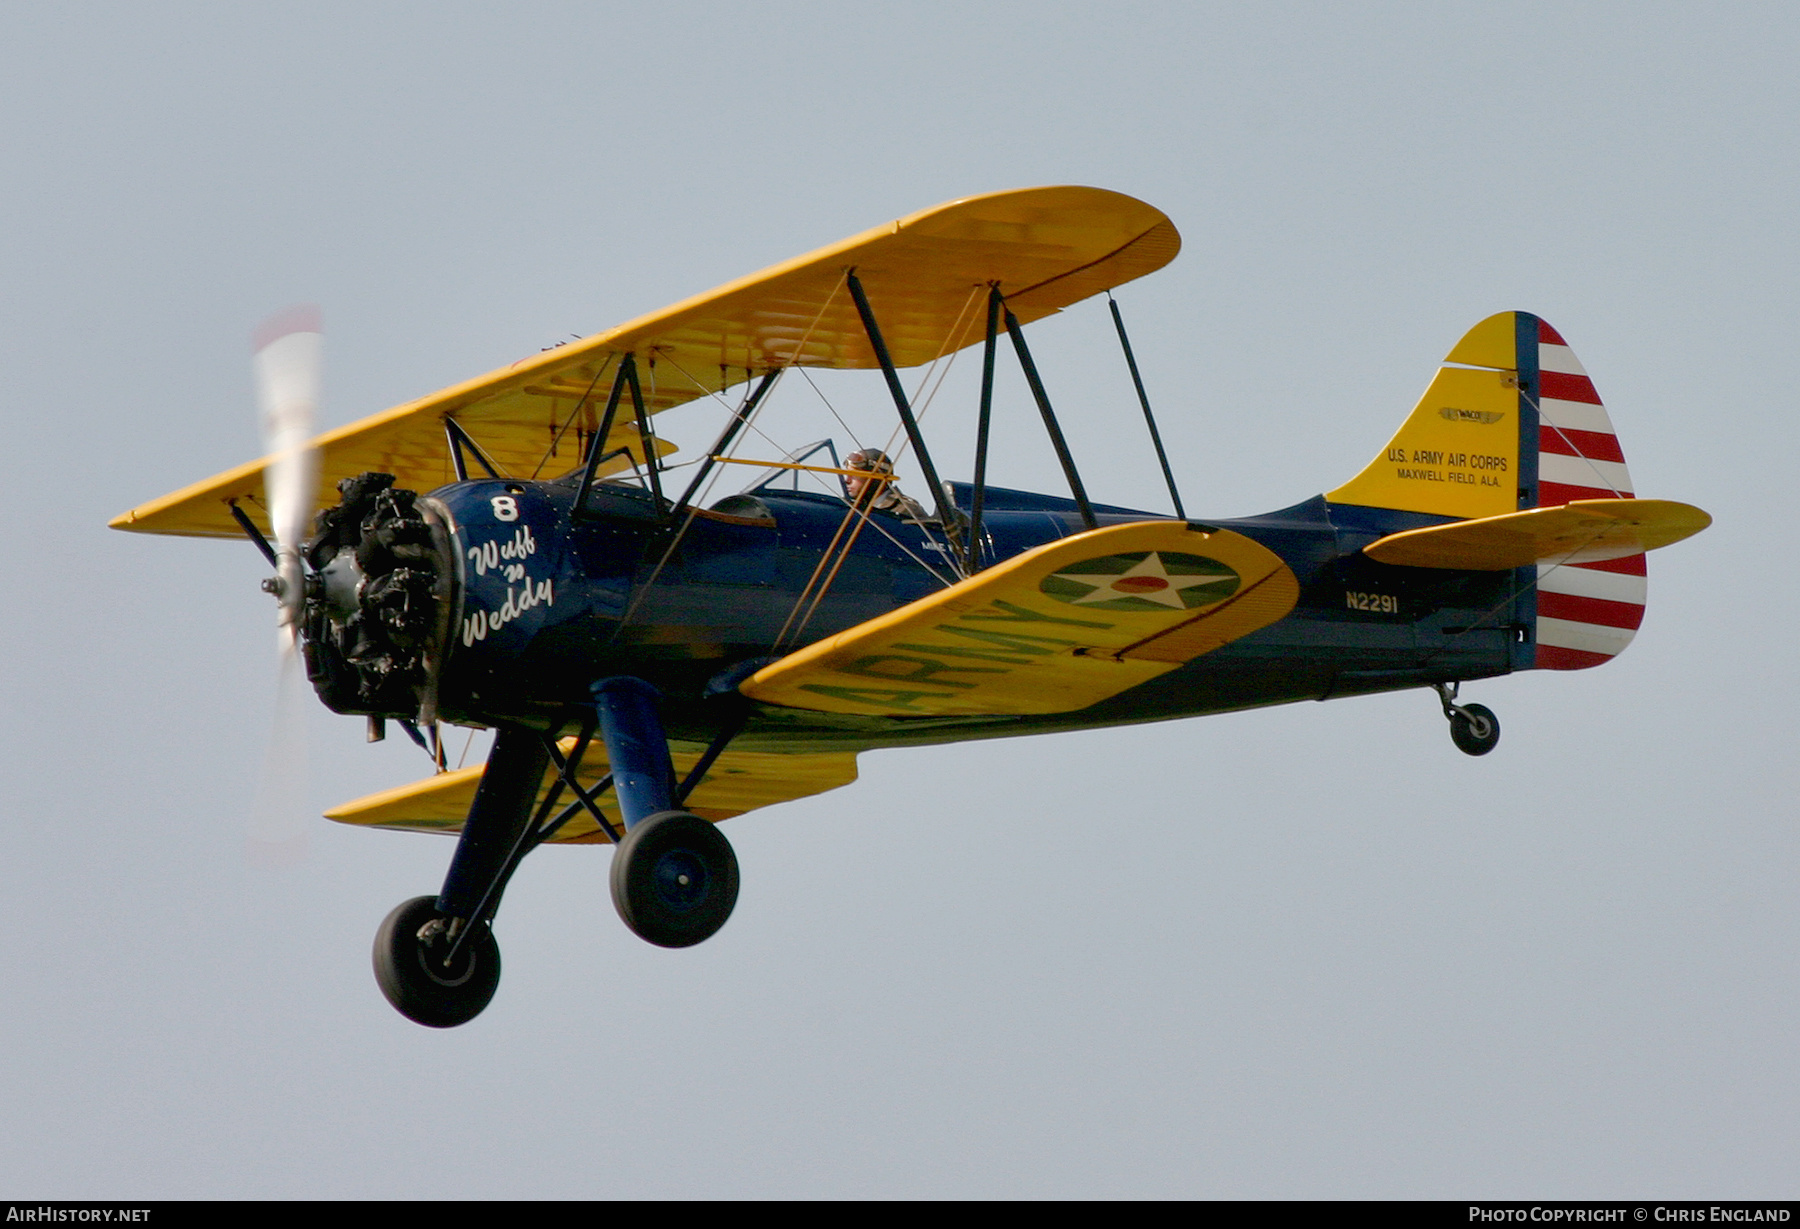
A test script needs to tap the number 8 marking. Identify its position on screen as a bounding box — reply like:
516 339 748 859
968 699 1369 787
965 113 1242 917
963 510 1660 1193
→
491 496 519 522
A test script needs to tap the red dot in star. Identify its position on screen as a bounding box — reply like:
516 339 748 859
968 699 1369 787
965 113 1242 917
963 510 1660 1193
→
1111 576 1169 593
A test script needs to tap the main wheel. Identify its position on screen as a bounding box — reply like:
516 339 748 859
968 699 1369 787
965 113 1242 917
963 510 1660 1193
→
1449 703 1501 757
610 810 739 948
372 895 501 1028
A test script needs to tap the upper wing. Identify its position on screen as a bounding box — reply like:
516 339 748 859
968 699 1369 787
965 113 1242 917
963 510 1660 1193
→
1363 498 1711 569
740 522 1299 717
111 186 1179 540
326 743 861 842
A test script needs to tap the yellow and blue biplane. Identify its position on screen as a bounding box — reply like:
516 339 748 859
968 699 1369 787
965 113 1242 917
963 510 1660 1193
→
111 187 1711 1026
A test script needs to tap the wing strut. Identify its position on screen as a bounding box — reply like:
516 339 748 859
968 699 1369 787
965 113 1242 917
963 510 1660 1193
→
846 270 964 565
668 368 783 522
572 354 666 516
672 697 752 807
443 416 502 481
1107 293 1186 520
1004 303 1097 530
968 285 1003 570
574 355 632 512
227 499 279 567
625 357 664 506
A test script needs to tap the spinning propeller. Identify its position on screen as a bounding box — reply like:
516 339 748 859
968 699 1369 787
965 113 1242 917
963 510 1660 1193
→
248 306 322 864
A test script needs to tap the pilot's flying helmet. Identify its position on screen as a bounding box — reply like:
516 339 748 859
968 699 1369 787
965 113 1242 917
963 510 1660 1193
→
844 448 894 474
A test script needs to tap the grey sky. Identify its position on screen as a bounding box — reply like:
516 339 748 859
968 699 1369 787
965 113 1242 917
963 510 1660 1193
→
0 2 1792 1197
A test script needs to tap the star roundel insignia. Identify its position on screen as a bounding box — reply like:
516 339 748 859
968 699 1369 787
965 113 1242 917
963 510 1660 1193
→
1038 551 1241 612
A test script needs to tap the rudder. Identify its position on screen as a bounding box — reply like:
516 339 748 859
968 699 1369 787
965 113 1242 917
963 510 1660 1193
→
1529 318 1646 669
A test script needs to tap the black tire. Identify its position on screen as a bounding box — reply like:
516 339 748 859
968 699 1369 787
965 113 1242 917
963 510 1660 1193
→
372 895 501 1028
610 811 739 948
1450 703 1501 757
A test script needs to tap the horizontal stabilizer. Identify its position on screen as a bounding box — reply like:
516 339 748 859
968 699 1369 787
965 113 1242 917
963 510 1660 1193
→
325 743 860 841
1363 498 1711 570
741 521 1299 717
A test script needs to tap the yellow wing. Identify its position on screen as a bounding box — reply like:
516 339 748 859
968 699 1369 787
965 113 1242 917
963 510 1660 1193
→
326 743 861 842
1363 498 1712 569
741 522 1299 717
111 186 1179 540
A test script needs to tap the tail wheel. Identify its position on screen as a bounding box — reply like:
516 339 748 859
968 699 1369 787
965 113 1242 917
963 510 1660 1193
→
611 811 740 948
372 896 501 1028
1449 703 1500 757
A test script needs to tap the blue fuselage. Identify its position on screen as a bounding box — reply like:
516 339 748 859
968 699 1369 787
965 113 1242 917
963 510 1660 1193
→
423 474 1531 754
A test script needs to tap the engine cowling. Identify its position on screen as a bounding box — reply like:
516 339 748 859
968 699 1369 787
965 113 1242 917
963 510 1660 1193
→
300 472 455 721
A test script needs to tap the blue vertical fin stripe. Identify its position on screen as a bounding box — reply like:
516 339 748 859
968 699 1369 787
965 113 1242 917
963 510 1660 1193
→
1510 311 1541 670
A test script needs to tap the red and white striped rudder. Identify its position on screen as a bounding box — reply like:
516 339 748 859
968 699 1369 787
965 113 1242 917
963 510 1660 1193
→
1530 318 1646 671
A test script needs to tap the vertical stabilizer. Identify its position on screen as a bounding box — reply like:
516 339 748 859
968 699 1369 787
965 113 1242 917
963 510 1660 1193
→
1326 312 1534 521
1327 313 1647 670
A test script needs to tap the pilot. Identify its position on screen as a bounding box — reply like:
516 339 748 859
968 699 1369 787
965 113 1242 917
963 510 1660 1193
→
843 448 930 522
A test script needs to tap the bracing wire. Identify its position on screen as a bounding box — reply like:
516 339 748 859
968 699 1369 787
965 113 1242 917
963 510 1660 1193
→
796 366 868 454
610 274 854 638
1415 523 1620 670
530 353 616 479
1521 388 1627 499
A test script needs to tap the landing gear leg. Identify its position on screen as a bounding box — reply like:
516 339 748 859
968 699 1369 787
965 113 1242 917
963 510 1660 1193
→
594 677 740 948
372 725 548 1027
1434 682 1500 757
